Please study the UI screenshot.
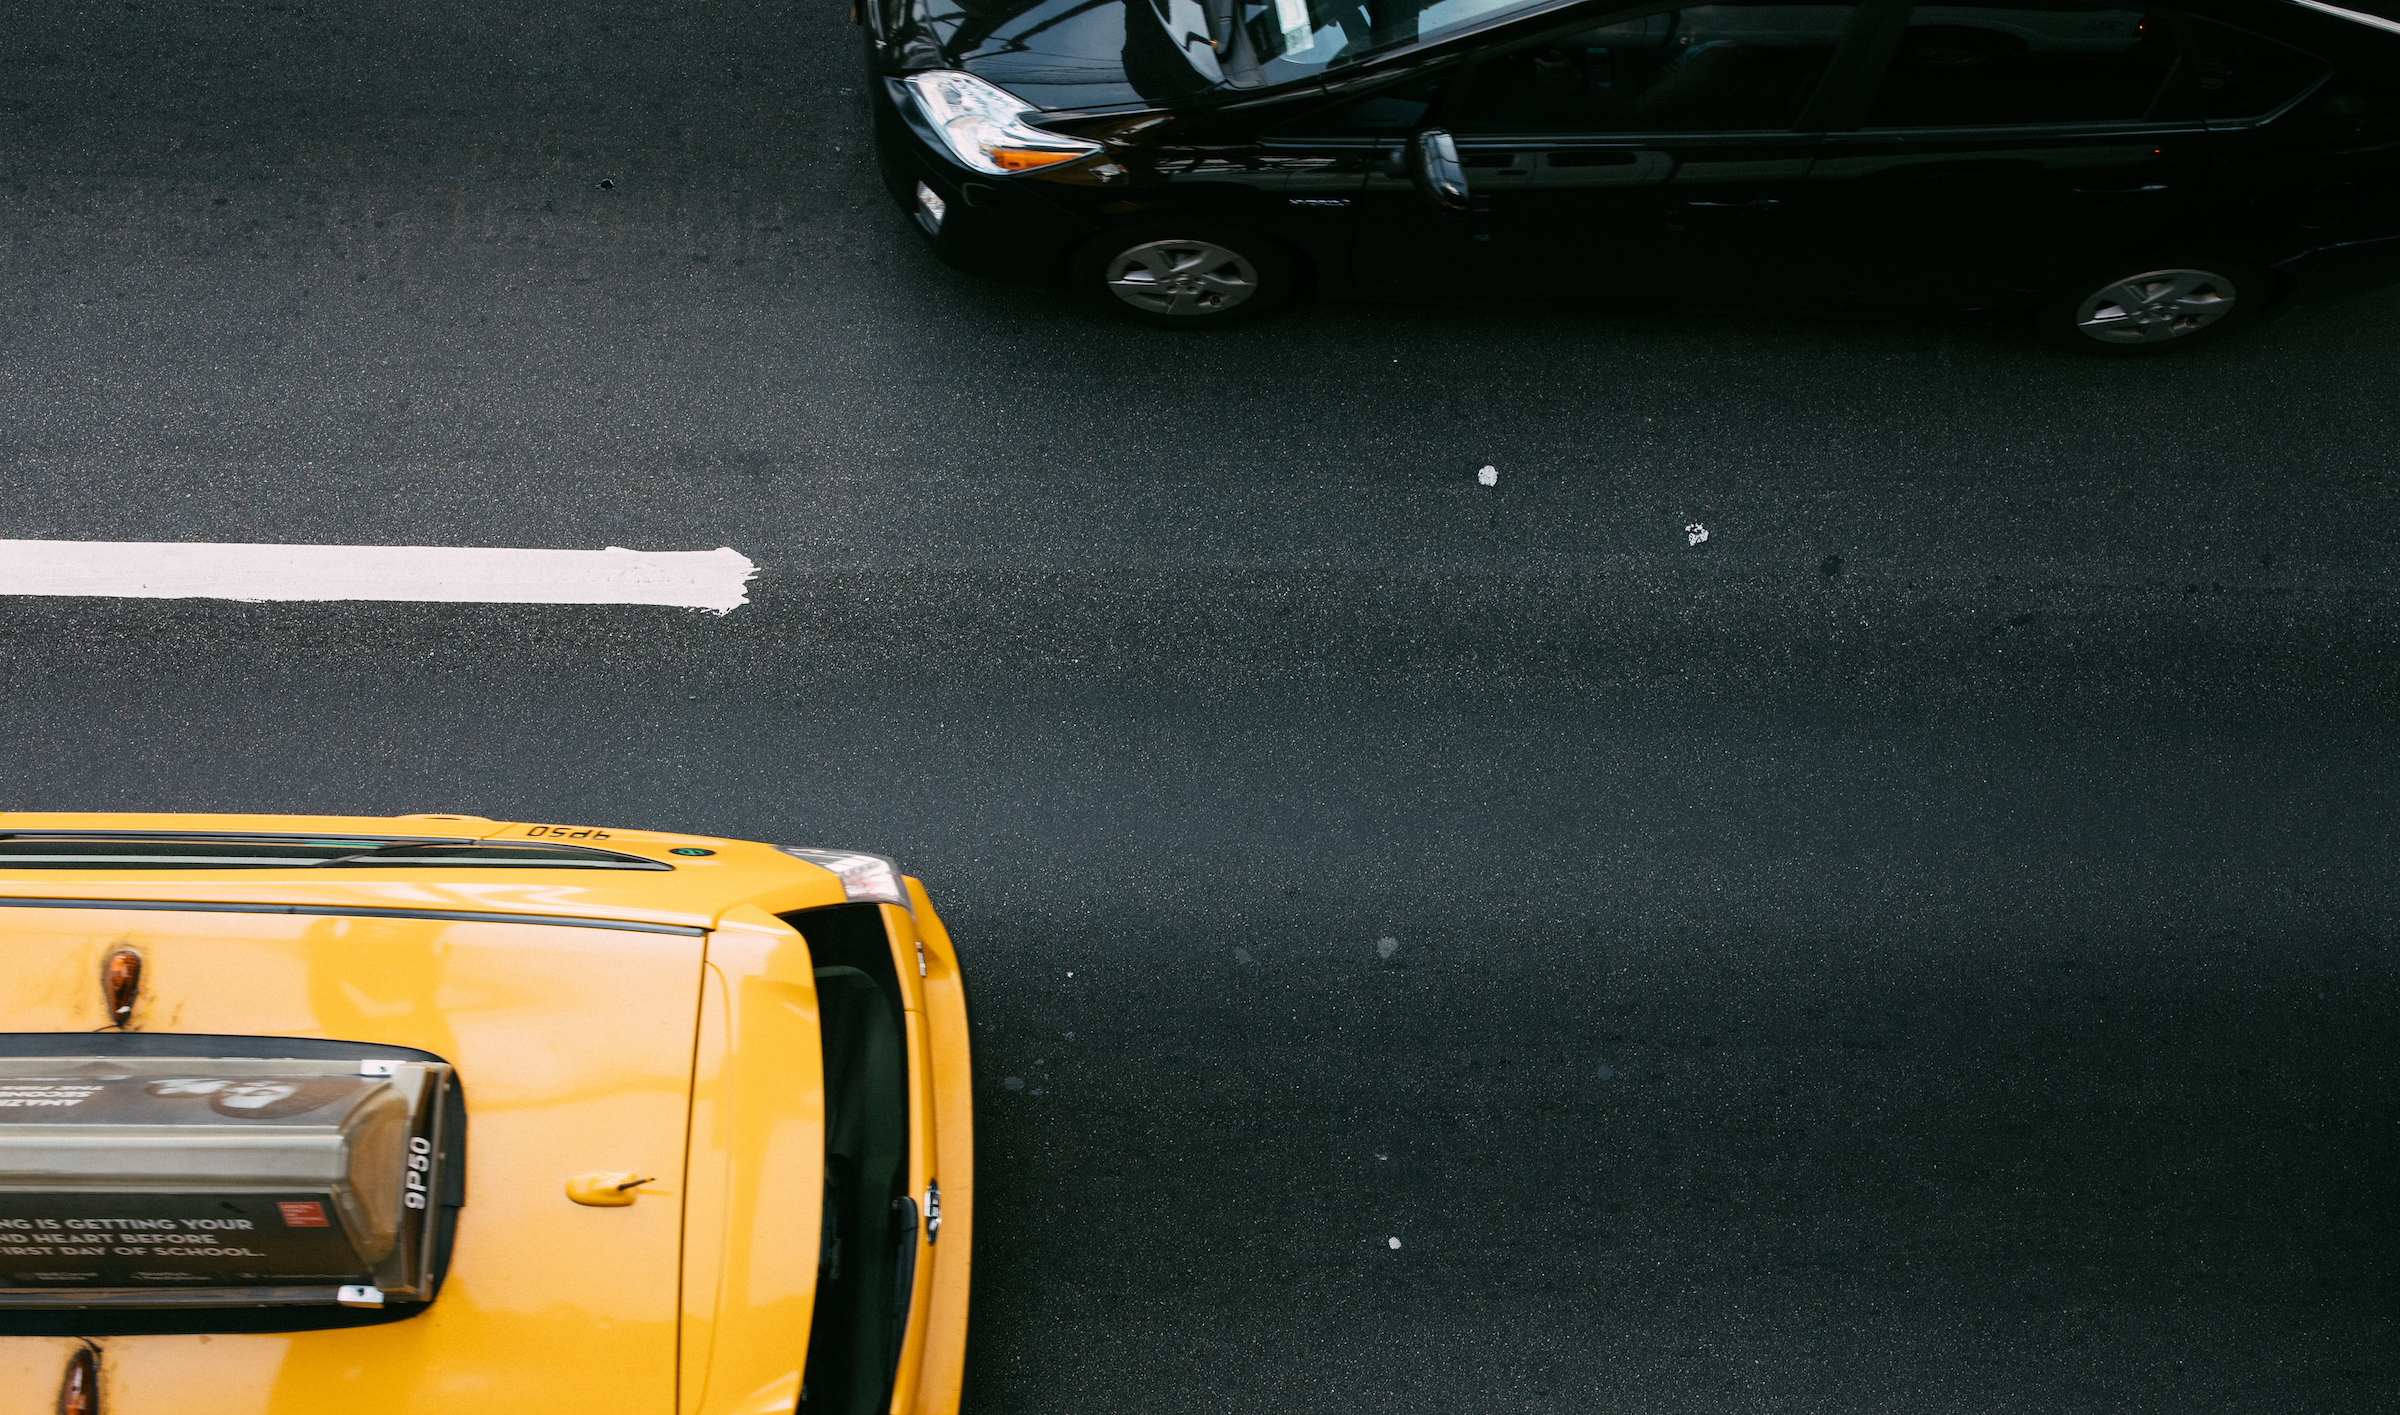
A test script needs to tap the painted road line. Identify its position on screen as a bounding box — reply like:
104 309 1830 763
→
0 541 757 613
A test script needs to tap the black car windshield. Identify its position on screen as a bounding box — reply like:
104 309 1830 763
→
1237 0 1554 76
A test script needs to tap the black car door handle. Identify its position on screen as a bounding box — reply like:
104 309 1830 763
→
1683 199 1782 208
2074 183 2171 194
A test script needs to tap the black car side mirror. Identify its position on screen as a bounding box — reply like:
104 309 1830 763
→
1408 128 1470 212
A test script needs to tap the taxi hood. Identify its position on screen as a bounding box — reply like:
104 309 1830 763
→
879 0 1229 110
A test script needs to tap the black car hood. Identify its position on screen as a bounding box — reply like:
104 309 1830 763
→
884 0 1226 110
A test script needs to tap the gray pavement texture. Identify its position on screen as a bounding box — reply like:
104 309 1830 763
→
5 2 2399 1411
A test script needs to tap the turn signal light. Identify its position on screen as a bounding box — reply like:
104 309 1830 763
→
59 1347 98 1415
987 146 1086 172
101 948 141 1028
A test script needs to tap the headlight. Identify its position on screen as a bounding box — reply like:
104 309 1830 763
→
902 70 1102 176
776 846 909 906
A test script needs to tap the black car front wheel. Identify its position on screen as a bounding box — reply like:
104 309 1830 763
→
2033 257 2273 355
1071 225 1296 328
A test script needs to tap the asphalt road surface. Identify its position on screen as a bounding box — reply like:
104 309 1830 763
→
5 3 2397 1411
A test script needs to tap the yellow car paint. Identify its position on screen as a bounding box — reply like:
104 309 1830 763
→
0 812 972 1415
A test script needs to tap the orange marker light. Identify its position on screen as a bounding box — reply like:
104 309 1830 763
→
101 948 141 1028
59 1346 100 1415
986 147 1083 172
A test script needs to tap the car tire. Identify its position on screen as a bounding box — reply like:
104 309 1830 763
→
1070 224 1297 328
2032 255 2275 355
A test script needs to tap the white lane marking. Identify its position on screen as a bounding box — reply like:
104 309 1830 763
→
0 541 757 613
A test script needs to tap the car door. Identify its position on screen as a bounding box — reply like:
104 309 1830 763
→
1781 0 2211 305
2186 9 2370 248
1349 0 1875 297
1109 72 1411 287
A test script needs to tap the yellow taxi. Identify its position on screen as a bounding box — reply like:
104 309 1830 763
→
0 812 973 1415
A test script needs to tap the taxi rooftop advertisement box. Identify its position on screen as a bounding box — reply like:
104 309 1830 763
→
0 1056 453 1308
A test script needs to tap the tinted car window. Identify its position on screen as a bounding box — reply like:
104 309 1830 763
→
1239 0 1551 80
1452 2 1860 132
1273 72 1450 134
2186 15 2329 119
1864 3 2181 127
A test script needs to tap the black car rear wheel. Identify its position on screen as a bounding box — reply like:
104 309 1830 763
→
2033 257 2273 355
1070 225 1296 328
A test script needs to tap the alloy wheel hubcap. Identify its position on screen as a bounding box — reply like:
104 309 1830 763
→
1105 240 1259 316
2074 268 2238 344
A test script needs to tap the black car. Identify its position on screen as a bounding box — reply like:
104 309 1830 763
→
862 0 2400 350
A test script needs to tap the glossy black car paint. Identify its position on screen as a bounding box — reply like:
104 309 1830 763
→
863 0 2400 315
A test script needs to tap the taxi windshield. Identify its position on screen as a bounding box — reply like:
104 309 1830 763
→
790 903 916 1415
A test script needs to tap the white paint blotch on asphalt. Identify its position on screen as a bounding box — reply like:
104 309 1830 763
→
1686 522 1710 546
1477 465 1498 486
1388 1237 1402 1249
1002 1076 1024 1091
1595 1063 1615 1080
1233 948 1253 964
0 540 759 613
1376 936 1399 958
